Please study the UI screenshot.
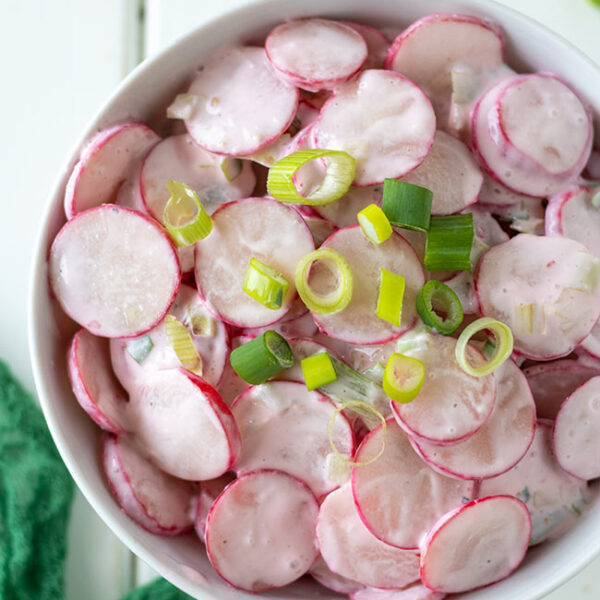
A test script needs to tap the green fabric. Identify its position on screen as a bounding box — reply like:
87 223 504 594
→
121 578 194 600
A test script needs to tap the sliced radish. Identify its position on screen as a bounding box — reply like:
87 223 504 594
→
524 360 600 419
475 234 600 359
314 226 425 344
194 473 236 543
103 434 195 536
477 173 539 209
554 376 600 480
419 496 530 593
317 484 420 588
242 305 317 343
484 196 546 235
392 333 496 445
400 130 482 215
109 283 229 392
140 134 256 221
309 556 363 594
115 161 150 215
195 198 314 327
313 69 436 186
303 214 338 246
48 205 180 338
231 381 354 496
411 359 535 479
126 368 240 480
266 19 367 92
480 421 589 545
585 149 600 179
341 22 390 70
580 320 600 359
314 186 382 228
67 329 129 434
468 205 509 246
442 271 478 315
205 470 319 591
185 46 298 156
352 419 474 549
216 335 253 406
295 98 320 130
351 584 446 600
64 123 160 219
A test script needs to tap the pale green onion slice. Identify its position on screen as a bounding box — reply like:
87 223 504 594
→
166 93 199 119
325 452 352 485
357 204 392 244
513 303 546 335
301 353 337 391
362 362 385 384
567 251 600 293
267 149 356 206
243 257 290 310
165 315 203 375
220 158 243 182
376 269 405 327
126 335 153 364
295 248 353 315
383 353 425 403
381 178 433 232
187 308 215 337
591 189 600 209
163 180 212 247
455 317 513 377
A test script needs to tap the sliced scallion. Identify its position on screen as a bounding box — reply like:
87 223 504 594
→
126 335 154 364
357 204 392 244
163 180 212 247
220 158 243 182
376 269 405 327
165 315 203 375
381 178 433 232
383 353 425 404
301 353 337 391
243 257 290 310
187 308 215 337
416 280 464 335
425 214 474 271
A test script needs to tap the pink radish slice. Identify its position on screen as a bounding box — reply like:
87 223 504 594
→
524 360 600 419
585 149 600 179
109 283 229 393
468 205 509 246
341 22 390 70
184 46 298 156
411 359 535 480
475 234 600 359
351 585 446 600
194 198 314 328
205 470 319 591
303 214 337 246
352 419 474 549
419 496 530 593
314 226 425 345
295 99 320 130
67 329 129 433
126 368 240 480
194 473 236 543
140 134 256 221
103 434 195 536
313 70 436 186
265 19 367 92
400 131 482 216
580 321 600 359
48 205 180 338
554 376 600 480
216 335 253 406
477 173 539 209
317 484 420 588
64 123 160 219
231 381 354 497
314 186 382 228
479 421 589 545
392 333 496 445
443 271 478 314
309 556 363 594
484 197 546 235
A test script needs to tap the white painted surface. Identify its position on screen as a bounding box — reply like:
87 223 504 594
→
1 0 598 597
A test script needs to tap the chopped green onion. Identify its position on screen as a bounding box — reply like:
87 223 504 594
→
165 315 203 375
567 251 600 293
381 178 433 232
425 214 474 271
451 65 479 104
362 362 385 384
220 158 243 182
166 93 199 119
325 452 352 484
383 353 425 403
357 204 392 244
301 353 337 391
295 248 353 315
163 180 212 247
591 189 600 209
376 269 405 327
243 257 290 310
267 149 356 206
187 309 215 337
455 317 513 377
229 331 294 385
126 335 154 364
481 338 496 359
416 280 464 335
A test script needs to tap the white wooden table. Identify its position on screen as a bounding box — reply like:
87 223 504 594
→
1 0 599 597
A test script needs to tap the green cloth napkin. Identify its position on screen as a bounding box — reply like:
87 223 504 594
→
0 360 192 600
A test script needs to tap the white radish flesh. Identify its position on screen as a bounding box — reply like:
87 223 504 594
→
477 172 539 209
352 419 474 549
419 496 531 593
341 22 390 70
48 205 180 338
194 198 314 328
352 585 446 600
194 473 236 543
580 321 600 359
309 556 363 594
205 470 319 591
185 46 298 156
314 186 382 228
103 434 195 535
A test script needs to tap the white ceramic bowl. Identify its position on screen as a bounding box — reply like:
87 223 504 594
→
29 1 600 598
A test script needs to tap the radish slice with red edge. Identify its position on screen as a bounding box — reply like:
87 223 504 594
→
477 173 539 209
419 496 531 594
231 381 354 496
216 335 253 406
341 22 390 70
67 329 130 433
351 585 446 600
48 205 181 338
580 321 600 360
352 419 474 549
314 226 425 345
317 484 420 588
265 19 367 92
205 470 319 591
554 376 600 480
126 368 240 480
314 186 382 228
184 47 298 156
309 556 363 594
313 69 436 186
194 473 236 543
584 149 600 179
64 123 160 219
194 197 314 328
103 434 195 536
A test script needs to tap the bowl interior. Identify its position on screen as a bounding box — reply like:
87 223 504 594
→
30 0 600 599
